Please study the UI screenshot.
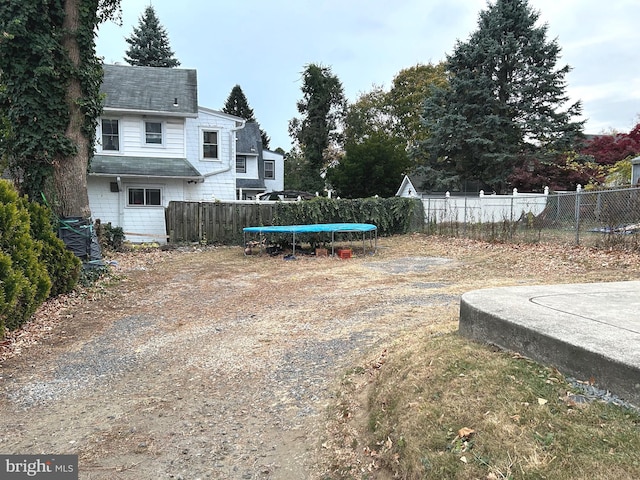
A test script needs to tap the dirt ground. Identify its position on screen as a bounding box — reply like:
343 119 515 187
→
1 235 639 479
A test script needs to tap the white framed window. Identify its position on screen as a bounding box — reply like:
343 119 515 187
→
127 187 162 206
101 119 120 151
202 130 219 160
144 121 163 145
264 160 275 179
236 156 246 173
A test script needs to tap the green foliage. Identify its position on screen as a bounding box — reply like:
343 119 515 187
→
96 221 125 251
223 85 256 120
78 263 109 288
289 63 347 181
283 147 325 193
272 196 422 237
223 85 270 149
388 62 448 152
0 1 75 197
343 86 394 146
604 158 633 187
124 5 180 67
25 199 80 296
0 0 121 216
419 0 583 193
327 132 411 198
0 180 51 335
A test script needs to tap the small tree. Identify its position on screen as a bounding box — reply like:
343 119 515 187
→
580 123 640 166
327 132 410 198
124 5 180 68
388 62 447 152
222 85 270 149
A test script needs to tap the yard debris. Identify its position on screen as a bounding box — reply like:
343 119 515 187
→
457 427 475 439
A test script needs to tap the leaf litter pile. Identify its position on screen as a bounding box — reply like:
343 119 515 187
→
1 235 640 479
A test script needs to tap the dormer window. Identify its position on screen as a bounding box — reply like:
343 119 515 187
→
102 119 119 151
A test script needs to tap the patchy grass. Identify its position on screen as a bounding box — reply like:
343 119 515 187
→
323 332 640 480
320 235 640 480
323 330 640 479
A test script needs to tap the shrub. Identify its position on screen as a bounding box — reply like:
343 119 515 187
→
95 219 125 251
0 180 51 334
25 199 80 296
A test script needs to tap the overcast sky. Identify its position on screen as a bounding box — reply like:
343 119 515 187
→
95 0 640 150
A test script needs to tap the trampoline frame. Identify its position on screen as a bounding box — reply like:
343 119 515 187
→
243 223 378 256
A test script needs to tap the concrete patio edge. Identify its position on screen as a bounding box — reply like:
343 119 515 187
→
458 281 640 406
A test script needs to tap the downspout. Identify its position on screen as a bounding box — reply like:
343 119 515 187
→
117 176 124 227
202 119 246 178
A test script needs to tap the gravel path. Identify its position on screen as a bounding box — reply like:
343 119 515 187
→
0 245 460 479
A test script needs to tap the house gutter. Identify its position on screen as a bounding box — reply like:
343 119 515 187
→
89 173 205 181
202 120 246 179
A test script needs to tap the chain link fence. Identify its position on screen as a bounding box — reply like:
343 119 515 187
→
421 186 640 249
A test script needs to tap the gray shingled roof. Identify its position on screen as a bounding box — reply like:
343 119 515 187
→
236 122 262 154
90 155 203 179
102 64 198 115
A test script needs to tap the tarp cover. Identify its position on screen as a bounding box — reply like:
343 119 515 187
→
243 223 377 234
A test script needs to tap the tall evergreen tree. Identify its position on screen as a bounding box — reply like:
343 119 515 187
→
223 85 255 120
288 63 346 191
420 0 583 192
124 5 180 68
222 85 270 149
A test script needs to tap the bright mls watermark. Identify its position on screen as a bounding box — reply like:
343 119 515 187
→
0 455 78 479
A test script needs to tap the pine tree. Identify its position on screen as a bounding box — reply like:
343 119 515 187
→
124 6 180 68
223 85 270 149
223 85 255 120
288 64 346 190
420 0 583 192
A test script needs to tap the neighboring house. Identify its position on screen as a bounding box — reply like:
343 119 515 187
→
235 122 284 200
87 64 283 243
396 174 424 198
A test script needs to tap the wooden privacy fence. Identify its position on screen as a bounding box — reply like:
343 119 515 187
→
166 201 276 245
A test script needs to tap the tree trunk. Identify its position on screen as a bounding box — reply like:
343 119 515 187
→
54 0 91 218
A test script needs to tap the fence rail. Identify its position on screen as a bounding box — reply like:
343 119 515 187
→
422 186 640 248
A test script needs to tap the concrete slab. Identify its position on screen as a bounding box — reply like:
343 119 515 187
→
459 281 640 406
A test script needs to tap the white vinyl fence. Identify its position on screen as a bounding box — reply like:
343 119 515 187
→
421 188 549 224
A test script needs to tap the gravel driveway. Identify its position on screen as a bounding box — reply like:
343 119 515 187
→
0 240 461 479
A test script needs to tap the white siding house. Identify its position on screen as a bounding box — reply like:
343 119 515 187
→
88 64 249 243
235 122 284 200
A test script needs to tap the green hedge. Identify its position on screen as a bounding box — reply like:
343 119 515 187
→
272 196 423 235
0 180 80 335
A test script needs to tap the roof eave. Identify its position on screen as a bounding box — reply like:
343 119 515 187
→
102 107 198 118
88 172 204 181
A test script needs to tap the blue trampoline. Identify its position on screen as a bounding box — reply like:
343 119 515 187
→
243 223 377 256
